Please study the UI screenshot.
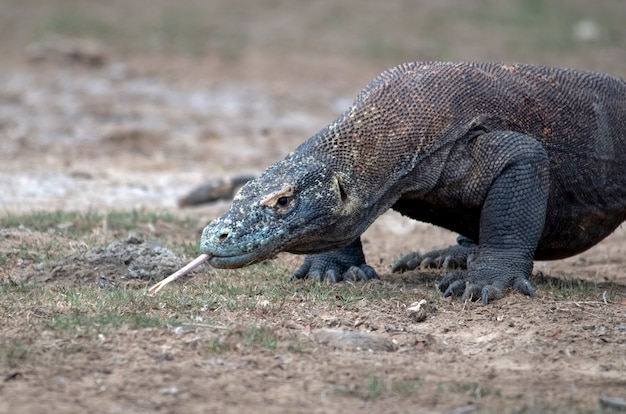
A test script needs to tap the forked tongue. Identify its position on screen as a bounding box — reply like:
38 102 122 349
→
147 253 211 295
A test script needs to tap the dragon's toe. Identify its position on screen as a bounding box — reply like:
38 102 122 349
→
391 252 422 273
438 270 466 294
438 269 534 304
287 242 378 283
513 277 536 298
459 283 504 304
392 238 478 273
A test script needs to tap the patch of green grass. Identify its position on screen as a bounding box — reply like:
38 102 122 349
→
0 340 30 367
390 378 423 397
0 284 175 337
439 380 501 399
146 10 211 55
41 287 174 334
202 325 280 354
0 281 38 295
205 336 230 354
503 402 613 414
531 272 602 300
517 0 544 18
201 278 260 300
47 308 166 333
0 210 198 238
1 211 94 235
0 252 7 267
365 376 422 399
364 376 386 400
240 325 277 350
177 241 203 258
284 279 384 308
188 260 431 315
104 210 189 231
550 278 593 299
31 3 249 57
458 0 614 54
335 376 423 400
41 7 115 39
12 239 59 264
158 292 218 313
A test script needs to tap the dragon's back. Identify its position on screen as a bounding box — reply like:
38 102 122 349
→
355 62 626 157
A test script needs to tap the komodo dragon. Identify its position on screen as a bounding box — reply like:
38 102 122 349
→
198 61 626 304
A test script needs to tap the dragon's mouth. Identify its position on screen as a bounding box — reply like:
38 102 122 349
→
207 251 267 269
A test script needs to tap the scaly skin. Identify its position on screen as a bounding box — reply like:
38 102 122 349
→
200 62 626 304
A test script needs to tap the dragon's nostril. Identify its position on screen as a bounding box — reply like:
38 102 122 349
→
218 229 230 242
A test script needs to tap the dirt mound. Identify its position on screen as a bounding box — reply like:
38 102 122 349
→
39 236 184 288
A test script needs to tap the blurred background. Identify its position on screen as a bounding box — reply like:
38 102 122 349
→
2 0 624 67
2 0 625 67
1 0 625 213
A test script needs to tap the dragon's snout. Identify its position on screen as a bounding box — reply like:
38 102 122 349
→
200 222 231 251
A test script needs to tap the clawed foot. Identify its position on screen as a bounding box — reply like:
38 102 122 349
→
288 239 379 283
438 270 535 305
288 260 378 283
392 236 479 273
391 236 535 304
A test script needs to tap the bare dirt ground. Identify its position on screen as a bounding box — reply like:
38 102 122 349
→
1 0 626 413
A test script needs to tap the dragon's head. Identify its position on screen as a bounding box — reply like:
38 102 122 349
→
200 153 361 268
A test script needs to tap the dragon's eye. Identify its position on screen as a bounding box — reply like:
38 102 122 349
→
260 184 295 210
276 196 290 207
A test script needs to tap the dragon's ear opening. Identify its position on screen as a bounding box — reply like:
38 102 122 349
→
333 173 348 204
